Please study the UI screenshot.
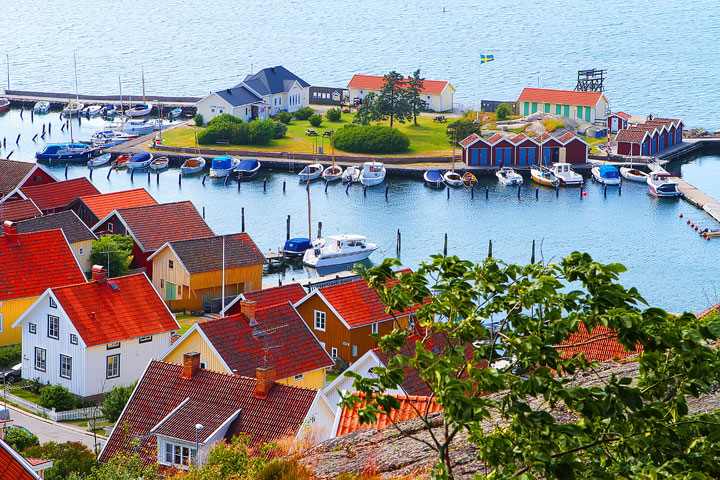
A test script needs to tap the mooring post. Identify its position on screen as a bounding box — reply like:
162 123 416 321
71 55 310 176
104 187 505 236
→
517 184 521 199
286 215 291 241
346 182 350 194
5 150 12 159
31 134 37 141
48 123 51 134
487 239 493 258
471 186 474 199
15 134 20 144
89 168 93 180
131 169 135 182
19 108 23 120
324 182 328 194
580 186 584 199
396 229 401 254
385 185 389 199
618 184 622 196
485 186 489 200
317 221 322 239
531 239 536 264
64 164 68 178
556 185 559 197
446 187 450 200
224 175 230 186
178 173 181 186
363 185 367 197
604 185 607 198
241 207 245 232
443 233 448 256
202 174 207 185
156 171 159 184
107 168 112 180
147 170 151 184
238 177 241 190
263 179 267 192
202 206 205 219
30 109 33 122
283 181 286 193
535 188 539 200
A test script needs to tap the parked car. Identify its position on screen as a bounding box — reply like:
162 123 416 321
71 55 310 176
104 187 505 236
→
1 363 22 384
0 407 9 422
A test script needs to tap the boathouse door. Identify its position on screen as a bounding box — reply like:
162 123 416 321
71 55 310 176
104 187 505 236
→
480 149 488 166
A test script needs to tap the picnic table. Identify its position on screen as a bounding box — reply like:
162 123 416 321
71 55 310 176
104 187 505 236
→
322 130 334 137
433 115 447 123
305 129 318 136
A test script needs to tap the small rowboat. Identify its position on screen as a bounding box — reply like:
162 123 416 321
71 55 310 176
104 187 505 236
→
83 104 103 117
443 171 464 187
87 153 112 167
150 157 169 170
235 158 261 180
342 165 361 183
462 172 477 186
33 101 51 114
424 169 444 187
126 103 152 117
0 99 10 113
181 157 206 175
112 154 131 169
700 228 720 238
620 167 649 182
298 163 324 181
530 166 559 187
168 107 182 119
322 165 343 182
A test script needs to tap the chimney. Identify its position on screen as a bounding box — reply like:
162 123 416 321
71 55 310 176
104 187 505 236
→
3 221 18 246
240 300 256 325
92 265 108 284
254 365 275 399
181 352 201 380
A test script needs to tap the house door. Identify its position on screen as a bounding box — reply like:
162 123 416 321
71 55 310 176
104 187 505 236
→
611 117 619 133
166 282 177 301
528 148 536 165
251 105 258 119
518 148 526 165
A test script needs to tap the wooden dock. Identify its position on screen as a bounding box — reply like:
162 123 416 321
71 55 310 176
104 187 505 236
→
2 89 200 110
677 179 720 223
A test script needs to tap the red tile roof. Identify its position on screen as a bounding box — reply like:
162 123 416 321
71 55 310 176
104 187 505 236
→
347 74 451 95
486 133 505 144
0 438 40 480
151 397 240 443
0 229 85 301
112 201 214 252
554 324 642 362
16 211 96 244
51 273 179 347
336 393 442 437
100 360 318 466
316 269 418 328
20 178 99 212
557 131 578 143
199 302 333 379
78 188 157 222
163 233 265 274
0 159 48 200
459 133 481 148
615 127 651 144
517 88 605 107
510 133 532 144
226 283 307 315
609 111 631 120
697 302 720 319
0 199 41 223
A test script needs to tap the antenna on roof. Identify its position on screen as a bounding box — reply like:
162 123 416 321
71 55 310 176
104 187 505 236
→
251 322 288 367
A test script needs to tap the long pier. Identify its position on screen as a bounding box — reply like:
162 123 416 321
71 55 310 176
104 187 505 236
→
2 89 200 110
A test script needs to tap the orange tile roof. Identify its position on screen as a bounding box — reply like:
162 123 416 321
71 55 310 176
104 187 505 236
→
336 392 442 437
486 133 505 144
0 199 42 223
51 273 179 347
459 133 481 148
20 178 99 212
517 88 604 107
555 324 642 362
0 228 86 301
79 188 157 222
347 74 451 95
0 438 39 480
226 283 307 316
615 127 651 144
609 111 631 120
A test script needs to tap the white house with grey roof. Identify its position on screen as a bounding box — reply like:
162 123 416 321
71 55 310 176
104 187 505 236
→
195 66 311 124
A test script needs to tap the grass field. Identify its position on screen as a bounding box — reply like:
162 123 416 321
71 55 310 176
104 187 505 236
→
175 314 203 335
160 112 457 157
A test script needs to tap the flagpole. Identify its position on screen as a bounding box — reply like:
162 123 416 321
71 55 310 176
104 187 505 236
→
221 235 225 318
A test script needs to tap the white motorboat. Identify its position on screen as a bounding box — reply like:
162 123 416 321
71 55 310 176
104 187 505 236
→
33 101 50 114
647 172 681 197
359 162 386 186
322 165 343 182
591 165 621 186
168 107 182 119
443 171 464 187
126 103 152 117
551 163 583 186
620 167 649 182
103 104 117 116
83 104 103 117
87 153 112 167
303 234 379 268
496 167 524 186
181 157 206 175
209 156 240 178
424 169 444 187
62 101 84 116
122 120 154 135
342 165 361 183
91 130 137 147
298 163 324 181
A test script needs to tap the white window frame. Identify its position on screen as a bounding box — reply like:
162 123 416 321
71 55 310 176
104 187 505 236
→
49 297 57 308
314 310 326 331
60 354 72 380
107 342 120 350
163 441 195 467
371 322 379 335
168 259 174 269
106 354 120 379
294 373 305 382
352 345 358 357
331 347 338 359
29 322 36 334
199 361 207 369
47 315 59 340
139 335 152 344
78 247 84 256
108 222 114 233
70 333 78 345
35 347 46 372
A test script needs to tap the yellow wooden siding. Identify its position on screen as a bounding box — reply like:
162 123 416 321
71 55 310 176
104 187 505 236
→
72 240 94 273
0 297 37 346
162 329 224 371
150 248 191 301
277 367 326 390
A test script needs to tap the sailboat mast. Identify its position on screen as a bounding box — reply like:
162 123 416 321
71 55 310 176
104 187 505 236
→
307 170 312 240
68 98 74 143
73 53 79 103
119 75 125 127
141 67 146 104
221 235 226 318
452 128 456 173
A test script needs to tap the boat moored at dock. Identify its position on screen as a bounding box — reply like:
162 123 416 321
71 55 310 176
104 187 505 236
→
443 171 464 187
181 157 206 175
167 107 182 119
496 167 523 186
359 162 386 186
620 167 649 182
126 152 153 169
209 156 240 177
530 166 559 187
424 169 444 187
342 165 361 183
282 237 312 258
551 163 583 186
87 153 112 167
150 156 169 171
33 101 50 114
592 165 621 186
62 101 84 116
647 172 681 197
303 234 378 268
126 103 152 117
36 143 96 161
234 158 261 180
0 99 9 113
462 172 477 186
298 163 324 181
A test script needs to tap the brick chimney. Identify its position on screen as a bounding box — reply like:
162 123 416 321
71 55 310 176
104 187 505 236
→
181 352 201 380
254 365 276 399
3 221 18 246
92 265 108 284
240 300 257 325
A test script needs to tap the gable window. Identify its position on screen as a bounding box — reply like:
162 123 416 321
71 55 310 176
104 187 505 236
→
168 260 174 269
33 175 42 182
160 279 165 288
107 342 120 350
107 222 114 233
164 442 195 467
200 361 207 369
70 334 78 345
178 285 183 297
49 297 57 308
34 347 46 372
139 335 152 344
313 310 326 331
48 315 59 339
79 247 84 256
29 323 37 334
294 373 305 382
371 322 379 335
60 354 72 379
331 347 338 359
106 354 120 378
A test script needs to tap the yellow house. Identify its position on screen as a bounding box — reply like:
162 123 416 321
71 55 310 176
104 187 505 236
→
148 233 265 312
0 224 86 346
162 299 333 389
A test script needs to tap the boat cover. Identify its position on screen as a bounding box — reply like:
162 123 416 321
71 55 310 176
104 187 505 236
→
130 152 151 163
237 158 259 170
598 165 619 178
425 170 443 181
284 237 312 251
212 156 232 169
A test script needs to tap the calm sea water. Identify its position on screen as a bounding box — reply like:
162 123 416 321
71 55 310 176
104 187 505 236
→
1 1 720 128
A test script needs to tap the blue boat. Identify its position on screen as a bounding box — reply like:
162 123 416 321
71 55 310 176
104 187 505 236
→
282 237 312 258
36 143 96 161
234 158 261 180
592 165 621 186
126 152 153 169
424 169 444 187
168 107 182 119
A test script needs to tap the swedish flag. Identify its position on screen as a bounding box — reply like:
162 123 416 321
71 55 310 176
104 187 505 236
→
480 55 495 63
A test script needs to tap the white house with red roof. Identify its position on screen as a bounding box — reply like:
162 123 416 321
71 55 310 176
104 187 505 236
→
347 74 455 112
13 266 179 398
517 88 609 123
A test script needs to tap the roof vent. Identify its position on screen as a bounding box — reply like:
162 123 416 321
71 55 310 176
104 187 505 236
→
226 88 232 94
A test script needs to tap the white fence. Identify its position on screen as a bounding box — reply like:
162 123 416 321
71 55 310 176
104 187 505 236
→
5 392 102 422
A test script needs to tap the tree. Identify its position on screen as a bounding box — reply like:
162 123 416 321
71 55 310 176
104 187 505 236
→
39 384 76 411
68 453 157 480
353 93 382 126
343 254 720 480
4 427 39 452
377 70 411 127
90 235 133 278
168 435 274 480
102 382 136 424
23 442 97 480
404 69 426 125
496 102 512 121
445 119 482 143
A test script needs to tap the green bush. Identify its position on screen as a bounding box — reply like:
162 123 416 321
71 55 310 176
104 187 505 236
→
333 124 410 154
275 111 292 124
249 119 276 145
39 384 76 411
193 113 204 126
271 120 287 139
308 114 323 128
27 377 46 394
23 442 97 480
207 113 243 127
446 119 483 142
496 103 512 121
0 344 20 369
256 459 313 480
326 108 342 122
102 382 136 423
4 427 39 452
293 107 314 120
90 234 133 278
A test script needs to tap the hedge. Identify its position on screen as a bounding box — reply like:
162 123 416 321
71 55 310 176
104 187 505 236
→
333 125 410 154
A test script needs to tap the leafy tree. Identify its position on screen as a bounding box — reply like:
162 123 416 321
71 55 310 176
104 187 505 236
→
102 382 137 424
90 234 133 278
496 102 512 121
445 119 482 143
271 120 287 139
193 114 204 126
68 453 158 480
207 113 243 127
404 69 426 125
377 70 411 127
169 435 274 480
0 344 20 369
343 254 720 480
39 384 76 411
23 442 97 480
4 427 39 452
308 114 323 127
326 107 342 122
353 93 382 126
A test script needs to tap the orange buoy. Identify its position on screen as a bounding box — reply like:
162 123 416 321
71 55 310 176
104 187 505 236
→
687 220 691 224
679 213 684 218
708 236 711 241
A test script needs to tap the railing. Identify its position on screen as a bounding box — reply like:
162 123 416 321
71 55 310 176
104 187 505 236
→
5 392 102 422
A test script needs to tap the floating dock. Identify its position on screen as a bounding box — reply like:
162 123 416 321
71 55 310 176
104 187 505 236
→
2 89 200 110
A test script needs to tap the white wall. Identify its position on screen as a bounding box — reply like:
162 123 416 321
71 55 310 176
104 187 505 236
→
323 351 404 407
195 94 232 124
295 392 336 447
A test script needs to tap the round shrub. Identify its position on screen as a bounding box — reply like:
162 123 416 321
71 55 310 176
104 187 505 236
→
333 124 410 154
326 108 342 122
308 114 323 128
248 119 276 145
275 111 292 124
207 113 243 127
4 427 39 452
293 107 314 120
39 384 76 411
271 120 287 139
193 113 204 126
496 103 512 121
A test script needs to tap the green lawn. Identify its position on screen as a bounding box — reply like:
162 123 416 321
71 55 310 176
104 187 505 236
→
175 314 203 335
7 381 43 404
159 112 456 157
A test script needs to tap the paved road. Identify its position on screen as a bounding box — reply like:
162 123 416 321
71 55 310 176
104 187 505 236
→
4 405 106 451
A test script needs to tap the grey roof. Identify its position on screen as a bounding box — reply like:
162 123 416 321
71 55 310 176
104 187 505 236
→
215 85 263 108
169 233 266 274
16 210 96 244
241 66 310 96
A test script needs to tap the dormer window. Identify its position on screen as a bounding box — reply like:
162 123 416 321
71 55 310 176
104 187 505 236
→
163 441 196 467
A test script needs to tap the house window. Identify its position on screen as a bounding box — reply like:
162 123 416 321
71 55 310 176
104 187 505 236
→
371 322 379 334
29 323 37 334
48 315 59 339
79 247 84 256
178 285 183 297
352 345 358 357
106 354 120 378
107 222 114 233
107 342 120 350
33 175 42 182
200 361 207 369
211 108 215 113
49 297 57 308
139 335 152 344
60 354 72 379
314 310 326 331
70 334 78 345
160 279 165 289
331 347 338 359
168 260 174 269
294 373 305 382
34 347 46 372
164 442 195 467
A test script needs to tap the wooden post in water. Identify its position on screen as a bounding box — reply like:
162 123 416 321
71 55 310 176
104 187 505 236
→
471 186 474 199
531 239 536 264
283 181 286 193
147 170 151 184
535 188 539 200
346 182 350 194
396 229 401 255
131 169 135 182
317 221 322 239
580 186 584 199
556 185 559 197
107 168 112 179
15 134 20 144
385 185 389 199
202 174 207 185
241 207 245 232
618 184 622 196
263 179 267 192
64 164 68 178
178 173 181 186
89 168 93 180
5 150 12 159
517 184 521 199
156 171 159 184
48 123 51 134
446 187 450 199
487 239 493 258
604 185 607 197
202 206 205 219
485 186 489 200
443 233 448 256
238 177 241 190
286 215 291 241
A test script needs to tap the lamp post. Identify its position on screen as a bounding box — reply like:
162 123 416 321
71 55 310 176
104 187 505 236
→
194 424 204 466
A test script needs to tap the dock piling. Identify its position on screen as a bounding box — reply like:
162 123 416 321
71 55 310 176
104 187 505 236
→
517 184 521 199
131 169 134 182
48 123 51 134
15 134 20 144
241 207 245 232
5 151 12 159
30 109 33 122
345 183 350 194
317 221 322 239
471 186 474 199
535 188 539 200
3 138 5 148
202 174 207 185
555 185 559 197
238 177 241 190
89 168 93 180
604 185 607 198
263 179 267 192
487 239 493 258
202 206 205 219
580 186 584 199
156 171 159 184
64 164 68 179
485 186 489 200
147 170 151 184
443 233 448 256
385 185 389 199
618 184 622 196
531 239 536 264
396 229 401 254
446 187 450 199
107 168 112 180
32 134 37 142
283 181 286 193
224 175 230 186
363 185 367 197
178 173 181 186
286 215 291 241
324 182 328 194
19 108 23 120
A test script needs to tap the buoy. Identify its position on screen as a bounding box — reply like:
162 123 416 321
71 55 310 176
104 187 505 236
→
583 192 587 197
691 223 694 227
687 220 691 224
679 213 683 218
694 226 698 231
708 237 711 241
